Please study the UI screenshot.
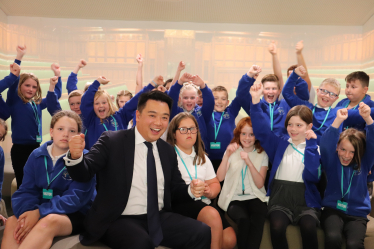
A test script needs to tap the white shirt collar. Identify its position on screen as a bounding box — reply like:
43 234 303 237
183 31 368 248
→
238 146 256 153
316 104 330 111
135 126 157 147
47 144 66 166
287 138 306 148
175 145 196 159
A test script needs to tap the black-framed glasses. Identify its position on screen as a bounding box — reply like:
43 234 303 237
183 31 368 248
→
319 88 338 98
177 127 198 134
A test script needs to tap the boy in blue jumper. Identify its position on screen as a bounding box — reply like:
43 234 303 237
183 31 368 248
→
236 65 309 138
81 75 161 149
207 86 241 171
335 71 374 131
250 82 321 249
320 104 374 249
2 110 96 249
168 65 214 148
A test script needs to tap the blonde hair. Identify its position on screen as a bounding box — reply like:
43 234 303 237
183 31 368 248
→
68 90 83 101
0 119 8 142
94 90 118 122
116 90 133 109
18 73 42 104
320 78 341 95
178 83 199 107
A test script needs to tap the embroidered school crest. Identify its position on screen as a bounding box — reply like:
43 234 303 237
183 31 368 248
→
110 119 117 128
195 109 202 117
62 169 72 180
223 112 230 119
277 107 285 115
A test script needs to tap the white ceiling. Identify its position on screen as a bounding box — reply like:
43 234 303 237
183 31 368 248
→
0 0 374 26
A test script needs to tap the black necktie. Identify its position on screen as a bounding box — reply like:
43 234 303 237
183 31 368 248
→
144 141 163 246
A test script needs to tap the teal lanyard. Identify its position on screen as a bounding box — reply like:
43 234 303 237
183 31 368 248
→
102 115 118 131
268 103 275 131
344 96 365 109
341 165 355 200
44 156 66 189
30 101 40 135
241 166 248 195
290 143 305 163
312 104 331 131
212 112 224 142
175 147 197 181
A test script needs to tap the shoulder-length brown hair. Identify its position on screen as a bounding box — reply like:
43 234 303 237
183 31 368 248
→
18 73 42 104
338 128 366 170
284 105 313 128
231 117 263 154
167 112 206 165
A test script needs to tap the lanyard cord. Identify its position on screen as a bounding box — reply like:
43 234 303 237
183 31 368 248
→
290 143 305 163
241 166 248 195
44 156 66 189
102 115 118 131
212 112 224 142
268 103 275 131
341 165 355 200
175 146 197 181
312 104 331 131
30 101 41 134
344 96 366 109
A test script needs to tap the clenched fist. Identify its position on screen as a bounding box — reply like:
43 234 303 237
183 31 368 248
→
69 134 85 159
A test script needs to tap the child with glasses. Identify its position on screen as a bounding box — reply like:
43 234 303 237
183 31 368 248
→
167 112 236 249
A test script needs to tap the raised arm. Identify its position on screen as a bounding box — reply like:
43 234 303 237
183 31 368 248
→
46 76 62 116
67 59 87 94
16 45 26 62
135 54 143 94
296 41 312 91
0 95 10 120
171 61 185 86
268 41 285 90
168 72 193 119
50 63 62 99
0 63 20 93
282 66 312 108
302 130 321 183
193 75 214 123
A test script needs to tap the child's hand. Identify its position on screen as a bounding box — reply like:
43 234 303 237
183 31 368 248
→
305 130 317 140
268 41 277 55
295 65 306 77
179 73 193 84
10 63 21 77
177 61 186 72
359 102 371 119
78 59 87 68
136 54 143 64
226 143 239 156
15 209 40 244
240 151 249 162
155 85 167 93
250 83 263 103
296 40 304 54
247 65 262 78
192 75 205 89
203 183 212 199
336 108 348 121
50 76 58 86
69 134 85 159
16 45 27 60
153 75 164 86
51 63 61 77
97 76 110 85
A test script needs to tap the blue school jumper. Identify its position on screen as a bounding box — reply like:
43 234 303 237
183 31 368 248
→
236 74 295 138
5 65 62 144
320 124 374 217
81 80 154 149
336 94 374 131
206 98 241 160
66 72 78 94
11 141 96 218
0 95 10 121
168 82 214 148
250 101 321 208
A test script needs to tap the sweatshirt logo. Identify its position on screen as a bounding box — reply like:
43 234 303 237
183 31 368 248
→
62 169 72 181
195 109 202 117
277 107 285 116
223 113 230 119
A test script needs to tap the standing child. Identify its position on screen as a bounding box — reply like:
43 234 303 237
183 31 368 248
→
250 83 321 249
167 112 236 249
217 117 268 249
1 110 96 249
320 104 374 249
206 86 241 172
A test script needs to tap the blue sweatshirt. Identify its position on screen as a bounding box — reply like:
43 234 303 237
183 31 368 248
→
335 94 374 131
251 101 321 208
0 95 10 121
236 74 293 138
206 97 241 160
168 82 214 148
66 72 78 94
0 147 4 200
11 141 96 218
320 124 374 217
81 80 154 149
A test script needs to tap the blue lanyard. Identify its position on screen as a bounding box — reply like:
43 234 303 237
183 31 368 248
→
175 146 197 181
312 105 331 131
268 103 275 131
341 165 355 200
44 156 66 189
102 115 118 131
290 143 304 163
212 112 224 142
241 166 248 195
30 101 40 134
344 96 366 109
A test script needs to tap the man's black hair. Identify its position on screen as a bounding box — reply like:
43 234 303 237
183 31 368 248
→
137 90 173 113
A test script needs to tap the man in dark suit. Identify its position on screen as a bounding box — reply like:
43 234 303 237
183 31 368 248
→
64 89 211 249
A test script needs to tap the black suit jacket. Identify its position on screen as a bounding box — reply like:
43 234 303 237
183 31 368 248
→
66 128 193 245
